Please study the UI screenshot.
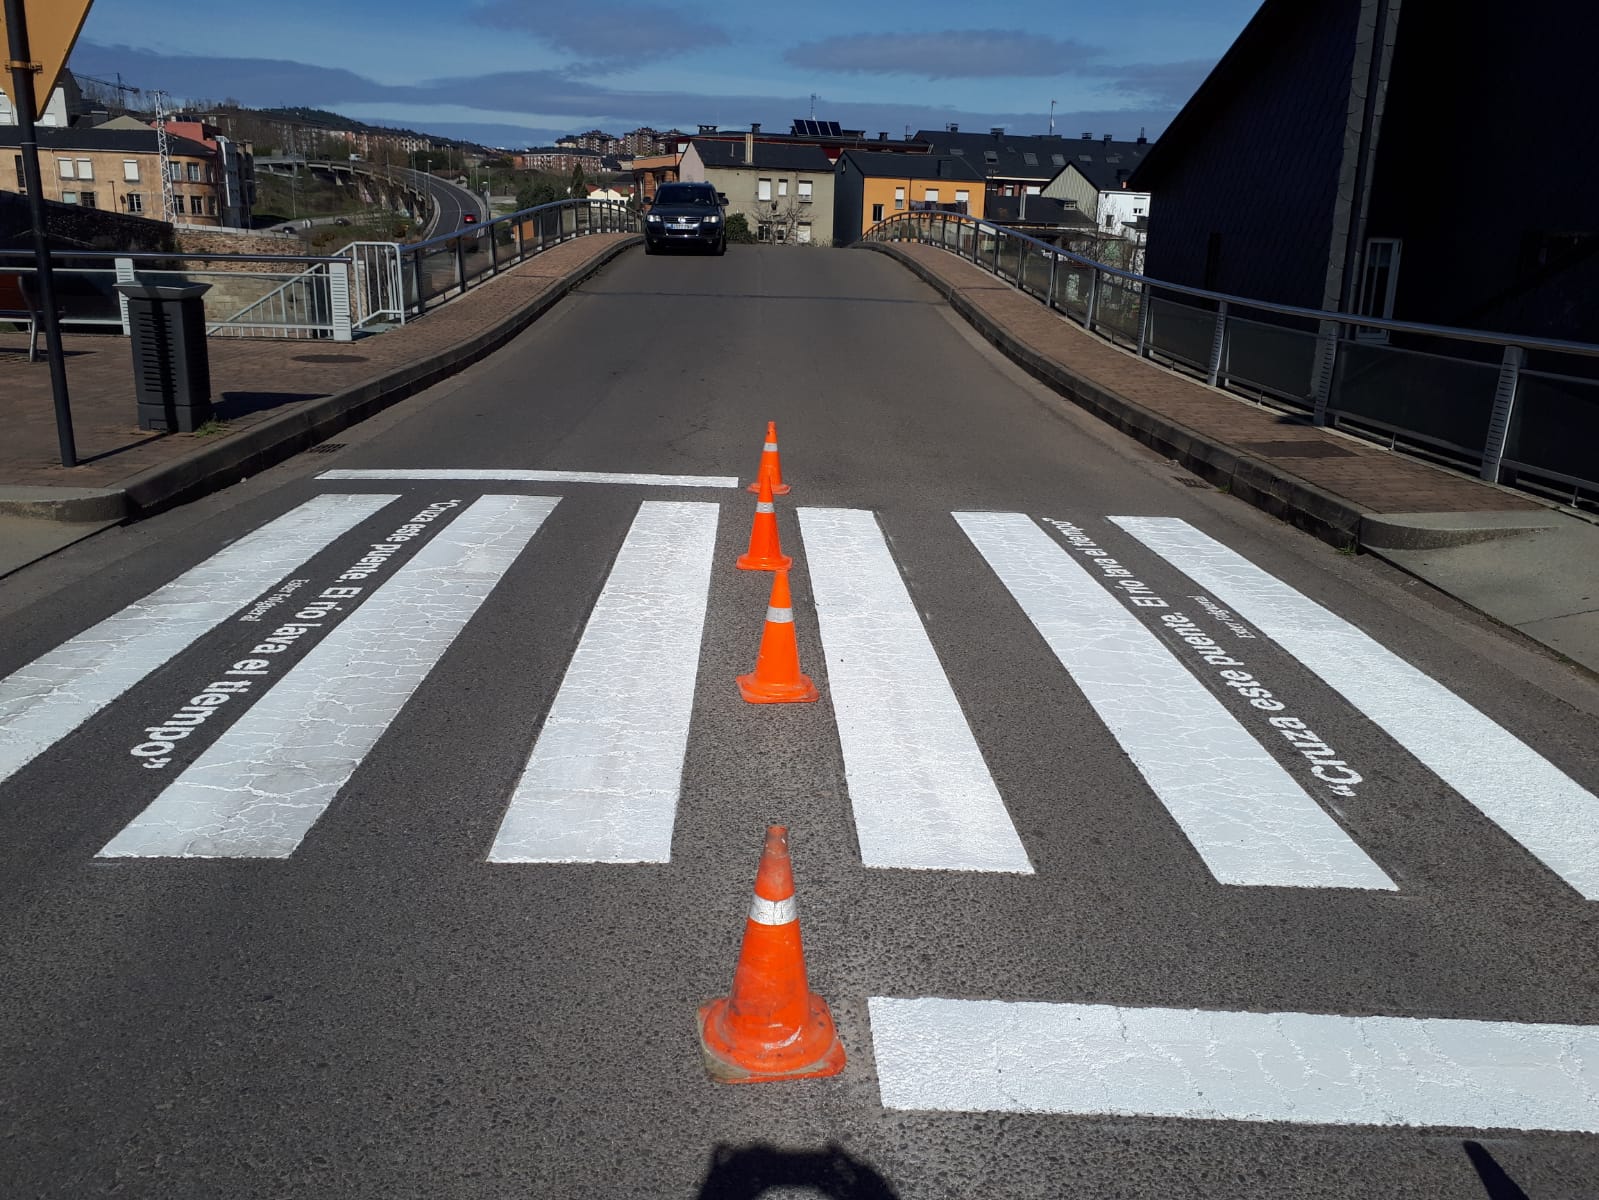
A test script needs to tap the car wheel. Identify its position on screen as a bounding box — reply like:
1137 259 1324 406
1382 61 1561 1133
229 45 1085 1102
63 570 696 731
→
644 240 656 255
715 238 726 256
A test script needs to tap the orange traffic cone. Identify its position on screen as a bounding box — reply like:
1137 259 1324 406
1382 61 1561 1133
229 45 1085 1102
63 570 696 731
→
736 472 792 572
746 421 791 494
737 570 818 704
699 825 846 1084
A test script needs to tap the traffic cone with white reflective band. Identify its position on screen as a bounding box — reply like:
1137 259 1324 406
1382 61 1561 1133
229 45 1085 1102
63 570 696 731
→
737 570 818 704
699 825 845 1084
736 472 792 572
746 421 790 494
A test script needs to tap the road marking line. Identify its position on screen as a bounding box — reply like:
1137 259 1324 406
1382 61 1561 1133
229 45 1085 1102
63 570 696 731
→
0 494 398 787
868 996 1599 1131
319 468 739 489
955 512 1394 889
98 495 556 858
800 507 1032 872
489 500 717 863
1115 516 1599 899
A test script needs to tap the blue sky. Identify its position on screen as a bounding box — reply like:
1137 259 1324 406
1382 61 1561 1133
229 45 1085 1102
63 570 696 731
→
71 0 1260 148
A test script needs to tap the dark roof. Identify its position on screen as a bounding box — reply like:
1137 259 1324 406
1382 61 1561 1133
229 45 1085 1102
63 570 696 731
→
986 195 1096 229
0 126 212 157
689 139 833 171
836 150 984 182
915 129 1150 186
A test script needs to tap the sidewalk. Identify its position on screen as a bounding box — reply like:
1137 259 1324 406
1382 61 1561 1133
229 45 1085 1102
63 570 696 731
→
868 241 1599 677
0 232 639 519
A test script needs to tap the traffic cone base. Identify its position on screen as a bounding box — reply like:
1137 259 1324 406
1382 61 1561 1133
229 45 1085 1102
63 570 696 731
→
698 995 846 1083
736 668 818 704
736 549 793 571
746 476 791 495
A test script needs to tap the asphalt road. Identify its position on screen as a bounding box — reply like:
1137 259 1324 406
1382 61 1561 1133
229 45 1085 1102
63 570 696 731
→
2 246 1598 1199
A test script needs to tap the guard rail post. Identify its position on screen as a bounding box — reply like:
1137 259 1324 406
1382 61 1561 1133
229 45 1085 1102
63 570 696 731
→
1047 251 1058 312
1085 267 1101 332
1480 345 1526 483
1207 301 1229 386
1136 285 1152 357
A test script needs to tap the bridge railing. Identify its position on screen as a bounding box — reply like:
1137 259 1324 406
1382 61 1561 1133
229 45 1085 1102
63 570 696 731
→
864 211 1599 508
0 198 638 343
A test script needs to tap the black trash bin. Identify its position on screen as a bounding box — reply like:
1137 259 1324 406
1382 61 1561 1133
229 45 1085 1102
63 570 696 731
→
115 281 213 432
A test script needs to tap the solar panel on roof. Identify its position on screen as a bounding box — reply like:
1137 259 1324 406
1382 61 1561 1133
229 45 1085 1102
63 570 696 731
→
824 121 842 136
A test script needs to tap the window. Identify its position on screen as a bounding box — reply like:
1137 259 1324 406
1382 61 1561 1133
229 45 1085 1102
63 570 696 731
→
796 223 812 244
777 178 788 197
57 158 75 179
1051 153 1065 167
126 192 143 214
14 155 25 190
208 196 217 215
76 159 93 180
1355 238 1402 342
1022 152 1037 167
757 177 772 201
1024 185 1040 195
190 195 205 215
955 189 970 213
123 159 140 182
797 179 812 203
80 191 97 209
893 186 904 210
871 202 884 223
61 191 77 204
923 188 939 203
983 150 998 166
169 162 182 182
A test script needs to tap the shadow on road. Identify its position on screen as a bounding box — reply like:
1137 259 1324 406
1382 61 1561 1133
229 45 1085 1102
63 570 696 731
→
1464 1140 1531 1200
695 1142 900 1199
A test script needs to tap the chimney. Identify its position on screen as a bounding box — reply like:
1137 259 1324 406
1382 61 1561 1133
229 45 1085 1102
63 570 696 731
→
1136 127 1148 145
947 122 959 133
878 131 888 141
1081 131 1093 141
1103 133 1112 147
751 122 761 134
745 131 754 163
990 126 1004 138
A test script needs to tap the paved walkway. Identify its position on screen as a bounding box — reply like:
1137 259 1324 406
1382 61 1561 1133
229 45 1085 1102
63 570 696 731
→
0 234 635 494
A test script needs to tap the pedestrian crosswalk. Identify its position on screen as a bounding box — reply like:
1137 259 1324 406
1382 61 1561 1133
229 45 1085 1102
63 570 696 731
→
2 491 1596 897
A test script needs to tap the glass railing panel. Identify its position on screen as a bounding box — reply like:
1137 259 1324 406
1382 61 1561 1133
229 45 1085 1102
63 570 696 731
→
1223 315 1319 408
1146 296 1215 368
1505 371 1599 491
1330 340 1498 455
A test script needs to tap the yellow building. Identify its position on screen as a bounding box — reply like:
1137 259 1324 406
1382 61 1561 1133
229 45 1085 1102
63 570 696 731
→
834 150 986 245
2 120 224 225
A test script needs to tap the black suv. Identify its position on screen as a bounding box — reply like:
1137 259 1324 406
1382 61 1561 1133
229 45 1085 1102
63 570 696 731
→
644 182 726 255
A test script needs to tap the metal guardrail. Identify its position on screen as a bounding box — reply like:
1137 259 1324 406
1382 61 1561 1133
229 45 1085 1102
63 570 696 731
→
0 198 637 344
864 212 1599 508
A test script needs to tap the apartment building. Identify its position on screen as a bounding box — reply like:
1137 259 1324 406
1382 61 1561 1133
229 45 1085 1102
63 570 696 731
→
1 122 226 225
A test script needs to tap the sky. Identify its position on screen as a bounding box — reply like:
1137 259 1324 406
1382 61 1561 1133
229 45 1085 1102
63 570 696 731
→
68 0 1261 148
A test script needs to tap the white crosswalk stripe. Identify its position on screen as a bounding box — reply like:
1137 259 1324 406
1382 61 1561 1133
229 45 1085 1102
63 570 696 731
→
1116 516 1599 900
800 507 1032 872
868 996 1599 1130
489 500 719 864
0 493 398 787
99 495 557 859
956 511 1396 889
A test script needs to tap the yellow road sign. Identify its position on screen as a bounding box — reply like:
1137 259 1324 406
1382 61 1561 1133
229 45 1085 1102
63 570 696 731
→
1 0 95 122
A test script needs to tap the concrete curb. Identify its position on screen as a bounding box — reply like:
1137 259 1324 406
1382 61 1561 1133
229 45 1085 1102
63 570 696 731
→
0 485 128 522
12 235 639 522
863 241 1526 553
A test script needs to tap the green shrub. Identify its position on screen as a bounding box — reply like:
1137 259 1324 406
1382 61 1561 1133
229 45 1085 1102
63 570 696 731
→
724 213 756 243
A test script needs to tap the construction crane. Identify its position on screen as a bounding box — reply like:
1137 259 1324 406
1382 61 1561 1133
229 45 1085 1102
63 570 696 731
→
74 72 176 224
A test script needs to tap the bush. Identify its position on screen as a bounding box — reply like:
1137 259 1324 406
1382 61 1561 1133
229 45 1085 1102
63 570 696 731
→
724 213 756 243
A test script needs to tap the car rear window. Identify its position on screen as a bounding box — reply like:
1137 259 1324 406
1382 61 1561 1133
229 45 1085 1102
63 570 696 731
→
655 185 716 206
